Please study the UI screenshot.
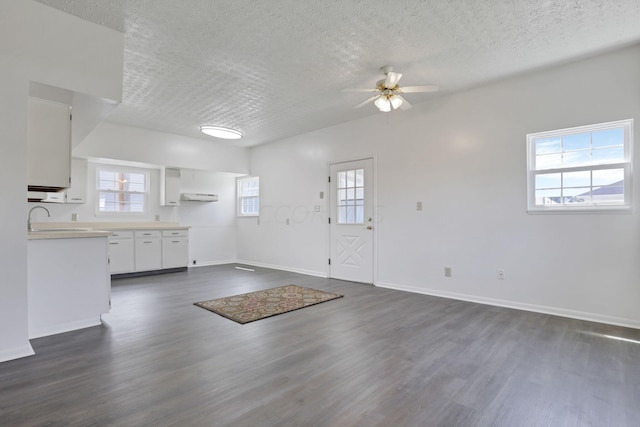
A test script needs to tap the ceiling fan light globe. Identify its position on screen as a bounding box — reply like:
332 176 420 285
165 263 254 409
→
389 95 403 110
375 96 391 112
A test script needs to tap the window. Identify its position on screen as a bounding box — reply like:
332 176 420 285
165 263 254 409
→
237 176 259 216
337 168 364 224
96 167 149 214
527 119 633 212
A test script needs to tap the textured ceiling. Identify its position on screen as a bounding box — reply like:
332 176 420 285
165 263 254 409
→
36 0 640 147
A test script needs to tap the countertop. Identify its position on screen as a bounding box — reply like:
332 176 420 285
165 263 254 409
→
28 222 189 240
28 230 113 240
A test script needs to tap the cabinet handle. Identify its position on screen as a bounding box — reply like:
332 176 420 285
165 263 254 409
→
172 240 180 243
171 232 179 235
144 241 152 244
110 242 119 245
143 233 152 235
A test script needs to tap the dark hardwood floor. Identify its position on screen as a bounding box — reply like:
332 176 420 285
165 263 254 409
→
1 264 639 426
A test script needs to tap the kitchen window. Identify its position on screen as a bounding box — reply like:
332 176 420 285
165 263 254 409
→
237 176 259 217
96 167 149 214
526 119 633 212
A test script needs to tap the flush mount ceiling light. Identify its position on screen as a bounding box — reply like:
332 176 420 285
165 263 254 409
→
199 125 243 139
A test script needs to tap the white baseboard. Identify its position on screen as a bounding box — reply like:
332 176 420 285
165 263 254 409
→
189 260 238 268
28 317 102 340
235 260 327 278
376 281 640 330
0 343 35 364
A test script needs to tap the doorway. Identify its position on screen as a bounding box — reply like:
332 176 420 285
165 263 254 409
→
329 158 374 283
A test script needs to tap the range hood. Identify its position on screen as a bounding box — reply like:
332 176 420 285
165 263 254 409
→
180 193 218 202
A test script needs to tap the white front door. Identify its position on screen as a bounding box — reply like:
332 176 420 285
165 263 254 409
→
329 158 374 283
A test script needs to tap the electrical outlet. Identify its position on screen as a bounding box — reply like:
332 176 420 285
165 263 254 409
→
497 269 505 280
417 201 423 211
71 213 78 221
444 266 452 277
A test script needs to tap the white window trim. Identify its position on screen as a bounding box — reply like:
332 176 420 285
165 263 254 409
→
95 165 150 216
526 119 633 213
237 175 260 217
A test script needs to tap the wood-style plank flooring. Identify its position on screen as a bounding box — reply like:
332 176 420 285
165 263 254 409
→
1 264 639 426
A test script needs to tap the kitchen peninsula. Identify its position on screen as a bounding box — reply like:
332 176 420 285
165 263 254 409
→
27 222 190 339
28 229 111 339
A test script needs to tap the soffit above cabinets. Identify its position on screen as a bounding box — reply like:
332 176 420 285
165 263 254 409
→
36 0 640 147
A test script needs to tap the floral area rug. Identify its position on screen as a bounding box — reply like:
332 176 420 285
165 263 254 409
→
194 285 343 324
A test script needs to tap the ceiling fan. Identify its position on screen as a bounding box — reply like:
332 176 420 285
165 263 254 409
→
344 65 439 112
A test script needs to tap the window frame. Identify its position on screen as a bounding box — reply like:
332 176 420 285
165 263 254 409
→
237 175 260 217
526 119 633 213
95 165 150 216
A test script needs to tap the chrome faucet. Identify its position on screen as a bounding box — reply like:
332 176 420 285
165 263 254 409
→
28 206 50 231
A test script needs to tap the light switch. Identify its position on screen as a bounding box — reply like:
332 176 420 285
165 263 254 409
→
319 191 324 199
417 201 423 211
314 205 321 212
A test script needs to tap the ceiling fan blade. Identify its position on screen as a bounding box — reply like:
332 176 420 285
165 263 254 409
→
342 88 378 93
400 85 439 93
354 95 379 109
397 95 412 110
384 71 402 88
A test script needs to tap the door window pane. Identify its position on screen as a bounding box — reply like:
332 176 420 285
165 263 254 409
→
337 168 365 224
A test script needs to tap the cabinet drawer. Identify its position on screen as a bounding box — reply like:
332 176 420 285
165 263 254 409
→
109 230 133 239
162 229 188 238
135 230 161 239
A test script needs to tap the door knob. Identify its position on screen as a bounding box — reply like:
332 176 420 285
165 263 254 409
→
366 226 373 230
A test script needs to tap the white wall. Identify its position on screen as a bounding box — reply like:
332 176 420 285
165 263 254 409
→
29 161 178 223
238 44 640 328
179 170 239 266
0 0 123 363
74 121 249 174
32 163 241 268
70 120 249 265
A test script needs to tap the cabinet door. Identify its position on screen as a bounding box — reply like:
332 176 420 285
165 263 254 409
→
162 237 188 269
161 168 181 206
27 98 71 191
109 238 134 274
66 158 88 204
135 238 162 272
42 192 65 203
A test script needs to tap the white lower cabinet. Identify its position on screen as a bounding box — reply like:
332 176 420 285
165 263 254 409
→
135 230 162 272
108 231 134 274
109 228 188 275
162 229 188 269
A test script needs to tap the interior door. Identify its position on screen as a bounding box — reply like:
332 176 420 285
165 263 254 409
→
329 158 374 283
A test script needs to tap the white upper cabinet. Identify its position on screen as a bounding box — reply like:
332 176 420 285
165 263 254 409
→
160 167 181 206
27 97 72 191
65 158 88 204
